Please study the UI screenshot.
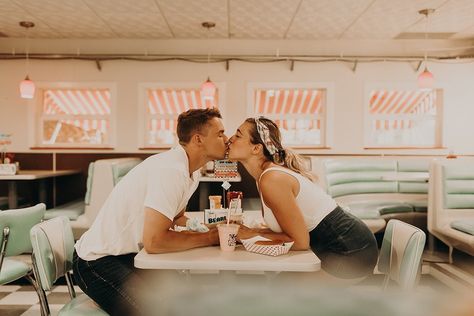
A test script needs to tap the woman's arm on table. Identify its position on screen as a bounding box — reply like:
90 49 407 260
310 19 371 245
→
254 171 310 250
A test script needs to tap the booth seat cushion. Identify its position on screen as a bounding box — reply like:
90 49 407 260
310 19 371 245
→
59 294 109 316
411 200 428 213
450 220 474 236
43 200 85 221
0 259 31 284
344 201 413 219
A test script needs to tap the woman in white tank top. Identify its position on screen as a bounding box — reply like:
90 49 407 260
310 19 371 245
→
227 117 378 279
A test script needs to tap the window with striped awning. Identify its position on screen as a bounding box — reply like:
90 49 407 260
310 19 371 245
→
366 89 442 147
252 88 326 147
144 88 219 146
38 88 113 147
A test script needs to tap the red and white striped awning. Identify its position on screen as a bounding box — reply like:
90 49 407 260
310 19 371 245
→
43 89 111 115
369 90 436 130
146 89 218 115
254 89 324 115
254 89 324 130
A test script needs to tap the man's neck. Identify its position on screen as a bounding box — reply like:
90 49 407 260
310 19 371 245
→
183 145 208 177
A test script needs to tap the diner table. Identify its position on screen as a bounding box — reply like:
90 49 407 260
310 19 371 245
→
134 210 321 275
0 169 81 209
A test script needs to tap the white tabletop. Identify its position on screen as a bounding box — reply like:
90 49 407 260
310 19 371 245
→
0 169 81 180
135 210 320 272
134 246 320 272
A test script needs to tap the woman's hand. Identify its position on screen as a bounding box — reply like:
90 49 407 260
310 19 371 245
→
236 225 259 242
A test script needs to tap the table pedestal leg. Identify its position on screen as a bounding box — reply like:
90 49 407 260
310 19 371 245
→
7 181 18 209
38 180 47 205
199 183 210 210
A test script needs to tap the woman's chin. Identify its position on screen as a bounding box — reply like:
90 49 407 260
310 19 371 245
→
226 153 238 162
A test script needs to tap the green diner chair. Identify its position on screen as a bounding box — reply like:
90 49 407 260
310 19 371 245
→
30 216 108 316
378 219 426 290
0 204 46 311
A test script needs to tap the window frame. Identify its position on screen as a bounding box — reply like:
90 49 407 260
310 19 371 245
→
363 83 444 149
247 82 334 149
138 82 226 149
29 82 117 149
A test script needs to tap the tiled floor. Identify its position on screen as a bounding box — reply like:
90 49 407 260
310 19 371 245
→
1 249 472 316
0 283 82 316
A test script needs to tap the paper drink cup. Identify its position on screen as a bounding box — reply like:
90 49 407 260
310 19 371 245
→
217 224 240 251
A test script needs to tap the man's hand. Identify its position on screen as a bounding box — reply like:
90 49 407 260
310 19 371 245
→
143 207 219 254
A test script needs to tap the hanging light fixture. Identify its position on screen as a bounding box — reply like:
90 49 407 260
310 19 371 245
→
19 21 35 99
200 22 216 100
417 9 435 90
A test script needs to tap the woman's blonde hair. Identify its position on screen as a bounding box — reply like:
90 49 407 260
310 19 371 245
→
245 117 315 182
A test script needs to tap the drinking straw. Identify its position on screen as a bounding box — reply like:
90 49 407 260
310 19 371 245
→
226 203 231 225
226 197 240 225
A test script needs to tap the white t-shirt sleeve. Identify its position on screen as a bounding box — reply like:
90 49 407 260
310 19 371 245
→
144 167 187 221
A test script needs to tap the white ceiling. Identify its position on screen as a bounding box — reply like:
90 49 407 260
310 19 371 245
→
1 0 474 40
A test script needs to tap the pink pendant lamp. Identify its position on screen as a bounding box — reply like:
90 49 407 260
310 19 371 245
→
417 9 435 90
201 22 216 101
19 21 35 99
417 67 434 90
201 77 216 100
20 75 35 99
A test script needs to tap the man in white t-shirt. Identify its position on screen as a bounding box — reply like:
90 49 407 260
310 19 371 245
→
73 108 228 315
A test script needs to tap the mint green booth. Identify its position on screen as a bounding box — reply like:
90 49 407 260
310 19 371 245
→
44 158 141 239
428 159 474 263
312 158 430 233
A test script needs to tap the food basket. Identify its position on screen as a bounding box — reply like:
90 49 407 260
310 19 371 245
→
241 236 294 257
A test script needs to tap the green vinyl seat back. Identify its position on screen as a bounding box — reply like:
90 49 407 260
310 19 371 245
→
322 159 398 198
442 163 474 209
84 162 95 205
378 219 426 290
0 203 46 258
30 216 108 316
111 159 140 185
0 203 45 297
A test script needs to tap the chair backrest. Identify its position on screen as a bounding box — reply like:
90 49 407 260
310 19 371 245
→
30 216 75 291
0 203 46 258
378 219 426 289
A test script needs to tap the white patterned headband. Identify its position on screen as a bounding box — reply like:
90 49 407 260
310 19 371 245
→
255 117 278 155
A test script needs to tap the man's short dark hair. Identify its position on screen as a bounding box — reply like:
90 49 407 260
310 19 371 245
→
177 108 222 145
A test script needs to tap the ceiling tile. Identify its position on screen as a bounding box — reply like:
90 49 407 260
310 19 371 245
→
11 0 92 13
158 0 228 38
83 0 159 14
342 0 447 39
405 0 474 34
0 0 23 12
229 0 300 39
287 0 373 39
0 13 59 38
101 13 172 38
34 13 115 38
